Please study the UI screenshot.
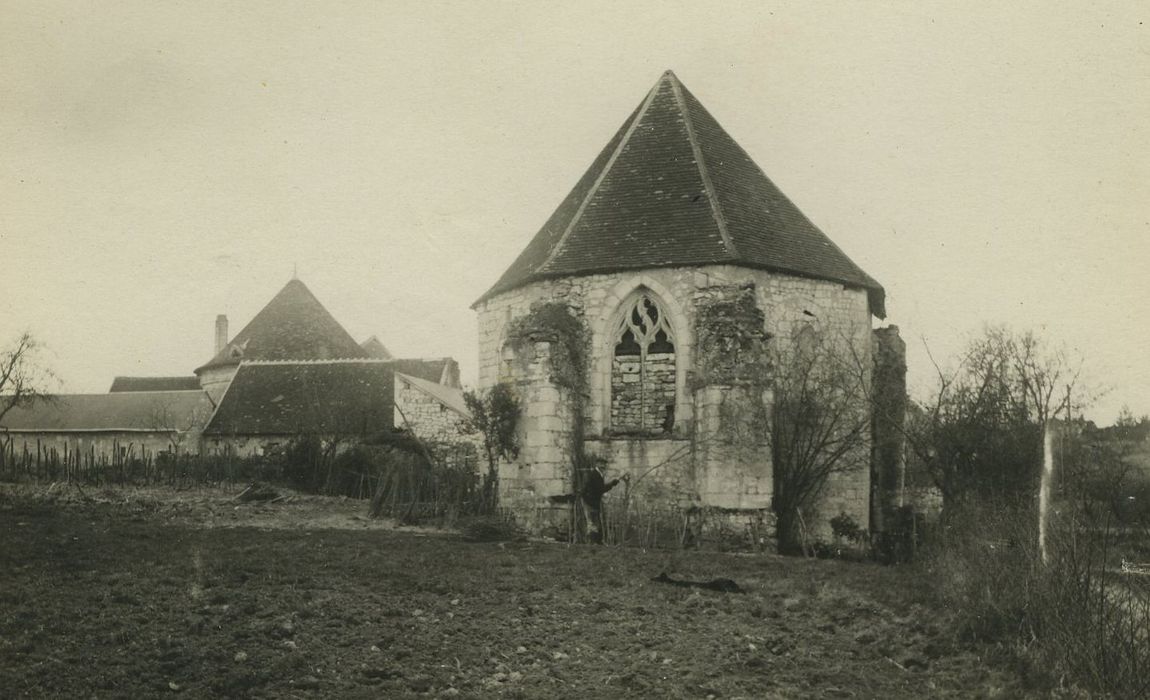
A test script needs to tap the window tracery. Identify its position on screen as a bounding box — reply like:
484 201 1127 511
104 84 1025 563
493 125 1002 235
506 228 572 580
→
610 293 677 434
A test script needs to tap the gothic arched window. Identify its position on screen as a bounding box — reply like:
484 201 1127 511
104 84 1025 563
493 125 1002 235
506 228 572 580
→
610 294 677 435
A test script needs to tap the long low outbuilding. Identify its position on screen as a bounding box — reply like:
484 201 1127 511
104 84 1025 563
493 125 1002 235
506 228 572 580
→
0 390 214 462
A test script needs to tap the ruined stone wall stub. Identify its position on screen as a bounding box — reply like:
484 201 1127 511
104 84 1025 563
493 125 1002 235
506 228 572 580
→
870 326 908 535
495 340 576 532
690 284 774 511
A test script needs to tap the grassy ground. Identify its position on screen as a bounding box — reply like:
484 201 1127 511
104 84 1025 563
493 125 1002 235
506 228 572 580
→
0 485 1030 698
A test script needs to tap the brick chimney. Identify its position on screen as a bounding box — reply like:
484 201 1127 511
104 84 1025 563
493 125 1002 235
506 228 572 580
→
215 314 228 354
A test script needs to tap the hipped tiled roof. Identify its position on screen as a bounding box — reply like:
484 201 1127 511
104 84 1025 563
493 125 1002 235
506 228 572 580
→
477 71 885 317
1 391 213 432
204 360 394 436
109 376 202 393
195 279 368 373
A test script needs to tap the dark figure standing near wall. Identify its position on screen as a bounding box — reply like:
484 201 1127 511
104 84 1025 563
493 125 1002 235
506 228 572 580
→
579 458 629 544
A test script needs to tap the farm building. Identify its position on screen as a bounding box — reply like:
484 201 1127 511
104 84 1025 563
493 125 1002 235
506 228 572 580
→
0 390 214 464
201 361 473 457
2 278 467 463
193 277 460 404
473 71 907 543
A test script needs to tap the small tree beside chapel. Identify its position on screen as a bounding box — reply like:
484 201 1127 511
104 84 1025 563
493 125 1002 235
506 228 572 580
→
769 331 871 554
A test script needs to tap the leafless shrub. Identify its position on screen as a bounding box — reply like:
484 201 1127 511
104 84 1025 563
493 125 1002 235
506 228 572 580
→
928 501 1150 697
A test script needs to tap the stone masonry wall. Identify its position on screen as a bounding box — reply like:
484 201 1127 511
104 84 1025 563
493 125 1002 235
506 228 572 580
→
495 341 576 532
198 365 237 404
476 264 874 541
393 377 473 445
204 435 265 457
611 352 676 434
477 266 871 435
692 384 774 510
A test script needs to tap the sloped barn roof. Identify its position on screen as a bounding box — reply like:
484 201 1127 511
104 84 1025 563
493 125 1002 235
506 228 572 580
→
1 391 213 432
203 360 394 436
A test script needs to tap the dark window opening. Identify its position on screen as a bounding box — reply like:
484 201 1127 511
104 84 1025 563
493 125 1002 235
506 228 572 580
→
615 328 642 357
649 328 675 354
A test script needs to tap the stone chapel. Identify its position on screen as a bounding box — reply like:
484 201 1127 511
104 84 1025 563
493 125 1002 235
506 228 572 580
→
473 71 906 544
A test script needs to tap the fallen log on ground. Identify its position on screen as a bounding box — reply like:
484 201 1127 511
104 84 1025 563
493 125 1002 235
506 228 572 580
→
651 571 743 593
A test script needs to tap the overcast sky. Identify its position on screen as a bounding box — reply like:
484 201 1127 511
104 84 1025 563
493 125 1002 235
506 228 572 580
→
2 1 1146 424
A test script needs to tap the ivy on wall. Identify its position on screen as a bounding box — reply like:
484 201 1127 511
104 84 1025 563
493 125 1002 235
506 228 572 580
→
694 283 772 387
505 302 590 396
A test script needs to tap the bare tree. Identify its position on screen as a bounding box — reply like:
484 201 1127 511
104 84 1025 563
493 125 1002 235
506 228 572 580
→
907 326 1089 512
0 332 56 429
771 332 872 553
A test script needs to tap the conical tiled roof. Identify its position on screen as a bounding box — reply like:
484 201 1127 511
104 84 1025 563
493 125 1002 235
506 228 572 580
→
477 71 885 317
195 279 368 373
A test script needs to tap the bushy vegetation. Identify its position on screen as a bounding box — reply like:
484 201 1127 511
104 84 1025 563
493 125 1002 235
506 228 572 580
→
0 446 283 488
926 501 1150 697
910 327 1150 697
463 383 521 510
0 429 492 527
272 433 489 526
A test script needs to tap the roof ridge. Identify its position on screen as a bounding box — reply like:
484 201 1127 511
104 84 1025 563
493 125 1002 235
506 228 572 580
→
669 73 739 260
22 390 207 399
537 72 668 275
239 358 395 366
110 390 206 395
